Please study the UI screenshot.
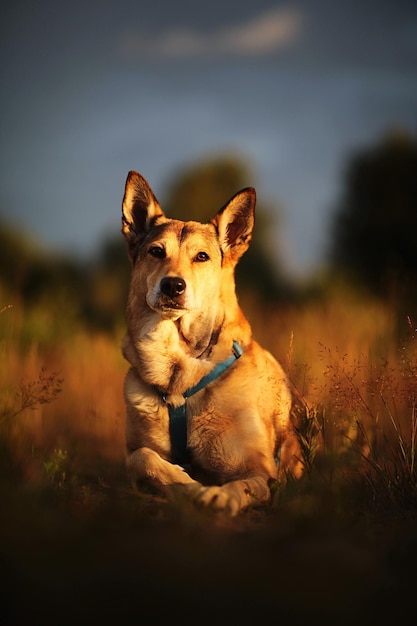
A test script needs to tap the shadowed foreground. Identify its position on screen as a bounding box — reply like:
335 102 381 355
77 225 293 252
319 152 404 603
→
1 450 416 626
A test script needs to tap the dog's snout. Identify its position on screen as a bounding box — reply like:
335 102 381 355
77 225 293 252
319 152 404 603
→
160 277 186 299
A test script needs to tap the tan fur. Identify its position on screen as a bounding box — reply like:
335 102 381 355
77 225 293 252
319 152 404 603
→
121 170 302 515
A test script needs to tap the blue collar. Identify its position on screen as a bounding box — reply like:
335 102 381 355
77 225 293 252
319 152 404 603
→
156 341 243 465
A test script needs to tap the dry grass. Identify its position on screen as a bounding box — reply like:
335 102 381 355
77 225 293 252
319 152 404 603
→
1 306 126 483
1 291 416 493
1 291 417 623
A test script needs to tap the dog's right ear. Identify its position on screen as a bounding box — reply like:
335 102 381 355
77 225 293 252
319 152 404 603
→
122 171 165 258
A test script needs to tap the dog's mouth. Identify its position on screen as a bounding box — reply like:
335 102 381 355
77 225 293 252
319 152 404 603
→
151 295 188 317
161 300 185 311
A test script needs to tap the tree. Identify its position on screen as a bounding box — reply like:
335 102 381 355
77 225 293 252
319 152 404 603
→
164 154 287 300
0 221 128 333
330 130 417 300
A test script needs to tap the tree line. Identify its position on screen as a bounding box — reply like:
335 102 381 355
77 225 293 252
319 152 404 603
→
1 130 416 332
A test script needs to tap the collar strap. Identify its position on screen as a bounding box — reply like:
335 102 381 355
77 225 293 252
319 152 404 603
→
183 340 243 400
156 341 243 465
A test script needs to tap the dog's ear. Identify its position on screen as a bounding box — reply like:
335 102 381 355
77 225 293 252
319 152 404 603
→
211 187 256 260
122 171 165 257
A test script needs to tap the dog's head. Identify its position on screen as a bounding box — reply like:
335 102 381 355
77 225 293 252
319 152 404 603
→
122 171 256 320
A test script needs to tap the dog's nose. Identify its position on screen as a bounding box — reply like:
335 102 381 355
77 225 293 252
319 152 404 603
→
160 277 186 299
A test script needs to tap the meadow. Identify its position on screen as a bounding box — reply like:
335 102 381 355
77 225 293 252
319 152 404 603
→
1 285 416 624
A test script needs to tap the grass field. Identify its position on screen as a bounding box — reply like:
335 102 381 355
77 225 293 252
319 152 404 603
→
1 290 416 624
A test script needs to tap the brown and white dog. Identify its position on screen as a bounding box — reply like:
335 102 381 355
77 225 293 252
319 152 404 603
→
121 171 302 515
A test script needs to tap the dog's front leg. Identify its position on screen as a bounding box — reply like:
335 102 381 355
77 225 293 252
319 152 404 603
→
127 446 200 490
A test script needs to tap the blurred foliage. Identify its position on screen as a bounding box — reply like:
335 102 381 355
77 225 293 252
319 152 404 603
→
330 130 417 304
164 154 290 300
3 135 416 343
0 154 290 340
165 155 251 222
82 236 131 330
0 221 130 338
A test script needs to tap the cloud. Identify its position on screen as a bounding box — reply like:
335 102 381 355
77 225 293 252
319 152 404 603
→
121 7 304 59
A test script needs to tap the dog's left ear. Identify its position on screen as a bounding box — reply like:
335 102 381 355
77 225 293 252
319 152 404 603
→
211 187 256 260
122 171 165 258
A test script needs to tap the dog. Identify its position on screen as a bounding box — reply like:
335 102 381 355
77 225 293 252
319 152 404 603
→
121 170 302 515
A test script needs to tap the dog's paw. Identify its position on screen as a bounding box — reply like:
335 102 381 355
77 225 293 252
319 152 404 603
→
165 481 204 507
194 484 246 517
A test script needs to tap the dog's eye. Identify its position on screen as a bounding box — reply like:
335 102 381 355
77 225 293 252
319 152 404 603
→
194 251 210 262
148 246 165 259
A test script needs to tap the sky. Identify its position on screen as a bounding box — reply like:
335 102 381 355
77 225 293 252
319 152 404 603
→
1 0 416 277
